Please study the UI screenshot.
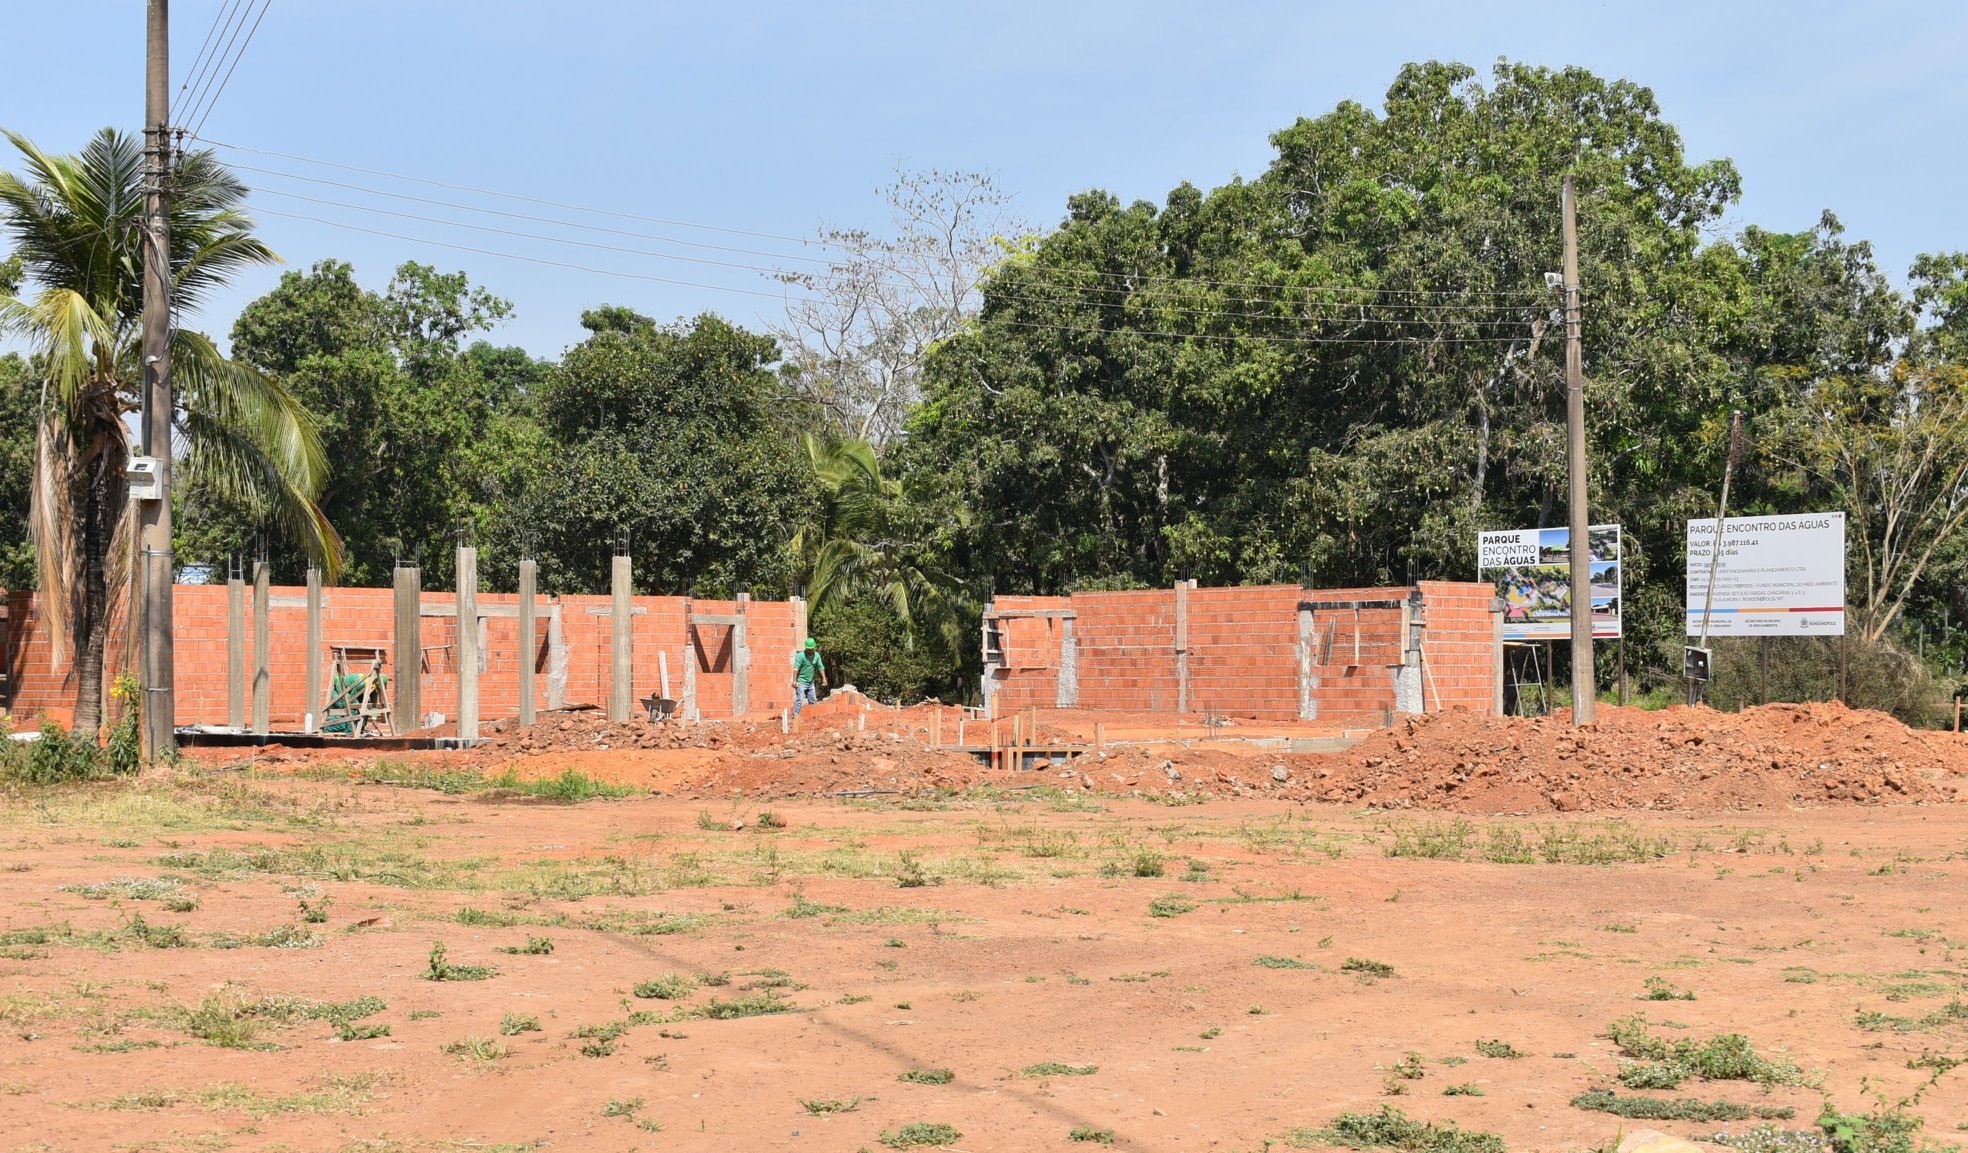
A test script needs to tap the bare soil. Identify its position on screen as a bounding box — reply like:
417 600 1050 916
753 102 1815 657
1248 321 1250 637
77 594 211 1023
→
3 761 1968 1152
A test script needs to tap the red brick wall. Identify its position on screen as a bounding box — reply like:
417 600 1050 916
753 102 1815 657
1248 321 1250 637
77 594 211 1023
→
1 585 801 728
987 582 1498 722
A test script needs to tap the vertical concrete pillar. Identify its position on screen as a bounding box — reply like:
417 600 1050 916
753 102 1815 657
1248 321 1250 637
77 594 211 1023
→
980 602 1000 718
1174 581 1192 714
682 600 699 720
732 591 751 718
517 558 537 726
1490 596 1506 716
1297 599 1316 721
1057 616 1079 708
250 559 270 734
1393 595 1424 716
545 600 566 711
791 594 808 647
609 554 632 722
225 563 245 728
304 565 322 731
393 564 421 734
456 546 479 741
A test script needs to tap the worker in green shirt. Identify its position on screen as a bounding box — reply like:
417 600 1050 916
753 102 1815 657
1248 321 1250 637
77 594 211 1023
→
791 637 827 717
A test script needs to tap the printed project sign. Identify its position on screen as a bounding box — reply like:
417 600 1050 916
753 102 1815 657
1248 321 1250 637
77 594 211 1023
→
1685 512 1846 636
1478 525 1622 641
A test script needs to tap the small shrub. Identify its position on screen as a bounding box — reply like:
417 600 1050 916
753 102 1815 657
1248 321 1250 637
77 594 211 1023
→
495 936 554 955
1474 1039 1522 1059
440 1035 507 1062
1069 1128 1116 1143
498 1013 541 1036
602 1097 645 1117
634 974 698 1001
1311 1105 1506 1153
881 1122 962 1148
895 851 930 888
798 1097 861 1114
1642 976 1696 1001
1571 1089 1793 1122
1021 1062 1097 1077
1147 894 1195 918
423 941 495 982
1443 1083 1484 1097
897 1068 954 1085
788 892 847 918
1254 955 1318 970
1342 957 1395 980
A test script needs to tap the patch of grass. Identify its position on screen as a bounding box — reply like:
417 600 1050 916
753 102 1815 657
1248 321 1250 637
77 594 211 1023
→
881 1122 962 1148
1021 1062 1097 1077
1854 1000 1968 1034
423 941 495 981
1341 957 1395 980
122 912 189 949
1442 1083 1484 1097
1069 1128 1116 1144
1571 1089 1795 1122
898 1068 954 1085
1708 1125 1826 1153
495 935 554 955
60 876 184 901
787 892 848 918
1147 894 1196 918
440 1035 508 1062
1474 1039 1522 1059
1642 976 1697 1001
798 1096 861 1114
1293 1105 1506 1153
633 974 699 1001
702 991 794 1019
453 906 522 927
498 1013 541 1036
696 810 724 830
1609 1014 1816 1088
602 1096 645 1117
1254 955 1319 970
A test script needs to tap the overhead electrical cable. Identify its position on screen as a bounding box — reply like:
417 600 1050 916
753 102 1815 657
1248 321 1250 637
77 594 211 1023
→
177 0 256 132
188 0 273 137
173 0 239 113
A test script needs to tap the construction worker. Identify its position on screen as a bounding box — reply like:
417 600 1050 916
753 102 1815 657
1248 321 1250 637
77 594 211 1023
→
791 637 828 717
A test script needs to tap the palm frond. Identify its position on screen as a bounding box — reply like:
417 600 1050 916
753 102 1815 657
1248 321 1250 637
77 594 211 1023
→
0 287 117 416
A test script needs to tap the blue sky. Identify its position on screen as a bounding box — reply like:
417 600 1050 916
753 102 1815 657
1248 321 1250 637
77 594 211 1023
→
6 1 1966 359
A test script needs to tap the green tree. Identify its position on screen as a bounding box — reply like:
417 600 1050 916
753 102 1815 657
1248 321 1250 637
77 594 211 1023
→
0 129 333 732
496 309 813 596
179 260 535 587
0 352 35 588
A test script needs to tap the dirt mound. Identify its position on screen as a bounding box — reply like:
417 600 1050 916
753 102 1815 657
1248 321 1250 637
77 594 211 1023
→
1301 701 1968 813
477 708 732 755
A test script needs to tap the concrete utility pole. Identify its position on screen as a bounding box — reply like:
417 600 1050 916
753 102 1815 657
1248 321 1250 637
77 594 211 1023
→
140 0 176 755
1562 174 1595 727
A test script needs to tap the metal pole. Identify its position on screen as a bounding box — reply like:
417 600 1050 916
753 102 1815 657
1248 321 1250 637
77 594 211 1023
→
1690 410 1744 705
139 0 175 756
1562 174 1594 726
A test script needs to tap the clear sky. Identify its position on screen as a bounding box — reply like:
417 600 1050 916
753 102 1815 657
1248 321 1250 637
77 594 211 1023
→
5 0 1965 359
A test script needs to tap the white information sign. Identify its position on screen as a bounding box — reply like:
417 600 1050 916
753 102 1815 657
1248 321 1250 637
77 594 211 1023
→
1685 512 1845 637
1478 524 1622 641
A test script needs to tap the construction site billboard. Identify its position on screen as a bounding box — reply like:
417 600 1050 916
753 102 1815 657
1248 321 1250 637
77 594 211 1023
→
1478 525 1622 641
1684 512 1846 636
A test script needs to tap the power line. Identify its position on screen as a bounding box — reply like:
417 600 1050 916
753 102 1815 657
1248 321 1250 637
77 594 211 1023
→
189 0 273 138
194 134 1548 304
989 314 1533 347
246 184 1539 329
178 0 256 132
173 0 239 110
249 204 813 302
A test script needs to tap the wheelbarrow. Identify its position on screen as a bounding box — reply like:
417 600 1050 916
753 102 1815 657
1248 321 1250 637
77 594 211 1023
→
641 694 680 723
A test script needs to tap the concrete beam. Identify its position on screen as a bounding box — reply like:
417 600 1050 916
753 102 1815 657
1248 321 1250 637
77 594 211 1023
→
517 559 537 726
393 565 421 733
456 546 478 741
304 567 322 732
226 571 245 728
609 554 632 722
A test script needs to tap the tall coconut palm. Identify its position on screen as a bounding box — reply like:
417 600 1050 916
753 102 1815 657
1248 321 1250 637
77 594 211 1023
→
790 433 967 650
0 128 339 735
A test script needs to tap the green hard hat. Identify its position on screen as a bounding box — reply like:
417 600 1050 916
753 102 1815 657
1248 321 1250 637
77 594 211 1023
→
804 637 817 649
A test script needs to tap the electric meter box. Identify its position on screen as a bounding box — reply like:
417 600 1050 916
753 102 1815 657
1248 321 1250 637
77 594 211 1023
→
126 456 163 502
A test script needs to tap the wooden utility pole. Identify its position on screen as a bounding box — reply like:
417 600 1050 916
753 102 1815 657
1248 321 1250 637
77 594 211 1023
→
139 0 175 755
1562 174 1594 726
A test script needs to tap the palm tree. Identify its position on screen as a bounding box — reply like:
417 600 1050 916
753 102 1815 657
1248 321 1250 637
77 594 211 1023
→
0 128 338 735
790 433 967 650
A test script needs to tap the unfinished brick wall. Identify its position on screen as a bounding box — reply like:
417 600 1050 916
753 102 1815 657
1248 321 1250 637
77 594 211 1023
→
984 582 1498 724
1 585 802 729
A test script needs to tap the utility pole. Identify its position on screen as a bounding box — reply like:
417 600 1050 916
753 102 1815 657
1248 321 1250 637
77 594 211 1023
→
1562 174 1594 726
140 0 176 757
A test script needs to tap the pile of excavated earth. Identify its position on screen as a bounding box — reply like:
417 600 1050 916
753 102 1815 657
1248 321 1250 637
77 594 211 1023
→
273 697 1968 814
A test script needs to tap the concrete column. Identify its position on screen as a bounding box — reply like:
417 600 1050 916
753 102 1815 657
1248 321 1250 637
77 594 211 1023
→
682 598 698 719
1057 616 1079 708
517 558 537 726
1297 600 1316 721
980 603 1000 718
1174 581 1192 714
545 600 566 711
304 565 322 731
732 591 751 718
791 594 808 646
250 559 270 734
225 566 245 728
1393 595 1424 716
456 546 479 741
609 554 632 722
393 564 421 734
1490 596 1506 716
